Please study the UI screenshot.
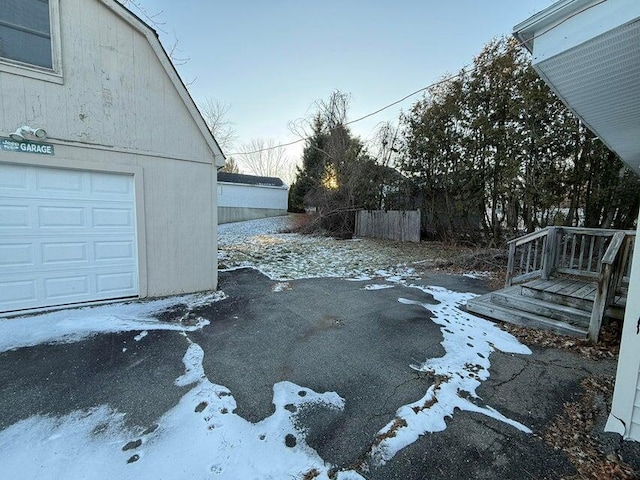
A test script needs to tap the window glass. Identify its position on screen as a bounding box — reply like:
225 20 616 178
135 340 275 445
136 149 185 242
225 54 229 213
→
0 0 52 69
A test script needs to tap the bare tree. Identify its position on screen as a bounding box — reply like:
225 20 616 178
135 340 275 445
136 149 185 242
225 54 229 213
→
235 138 293 183
117 0 190 66
199 98 238 153
372 120 401 168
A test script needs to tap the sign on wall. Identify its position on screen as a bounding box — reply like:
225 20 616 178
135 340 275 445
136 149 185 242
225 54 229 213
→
0 137 54 156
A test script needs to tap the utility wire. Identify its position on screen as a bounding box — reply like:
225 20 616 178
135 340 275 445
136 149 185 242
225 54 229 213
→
227 68 469 157
227 0 608 157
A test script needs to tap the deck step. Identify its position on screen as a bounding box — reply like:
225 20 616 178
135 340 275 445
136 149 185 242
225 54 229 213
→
491 286 590 326
521 284 625 320
521 284 594 311
466 294 587 337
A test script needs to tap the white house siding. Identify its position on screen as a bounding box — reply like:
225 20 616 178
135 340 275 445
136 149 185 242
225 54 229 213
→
218 182 288 224
606 206 640 439
0 0 221 313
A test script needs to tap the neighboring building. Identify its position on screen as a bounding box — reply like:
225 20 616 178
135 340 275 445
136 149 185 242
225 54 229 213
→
217 172 288 224
513 0 640 440
0 0 225 315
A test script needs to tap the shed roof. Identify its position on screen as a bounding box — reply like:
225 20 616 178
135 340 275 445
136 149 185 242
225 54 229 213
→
218 172 286 187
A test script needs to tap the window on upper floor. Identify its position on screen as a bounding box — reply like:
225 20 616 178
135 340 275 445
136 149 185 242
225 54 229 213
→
0 0 53 70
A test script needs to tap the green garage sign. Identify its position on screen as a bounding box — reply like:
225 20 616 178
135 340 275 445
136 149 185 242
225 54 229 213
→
0 137 54 155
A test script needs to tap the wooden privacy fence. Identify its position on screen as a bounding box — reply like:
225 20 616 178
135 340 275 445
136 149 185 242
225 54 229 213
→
354 210 420 242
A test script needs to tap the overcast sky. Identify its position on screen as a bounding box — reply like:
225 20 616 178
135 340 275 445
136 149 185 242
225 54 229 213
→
131 0 555 160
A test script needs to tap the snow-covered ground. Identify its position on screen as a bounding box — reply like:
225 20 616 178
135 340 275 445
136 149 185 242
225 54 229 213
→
0 291 224 353
0 215 528 479
0 339 363 480
218 215 469 281
368 283 531 465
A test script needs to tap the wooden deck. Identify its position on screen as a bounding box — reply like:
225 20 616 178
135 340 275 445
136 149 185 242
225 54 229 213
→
522 278 626 312
465 226 634 341
466 277 626 337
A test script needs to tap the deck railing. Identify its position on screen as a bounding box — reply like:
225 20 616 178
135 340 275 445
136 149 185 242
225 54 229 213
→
505 226 635 342
505 228 553 286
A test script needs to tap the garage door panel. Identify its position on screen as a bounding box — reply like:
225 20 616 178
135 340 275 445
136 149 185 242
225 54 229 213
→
0 205 31 228
97 272 136 294
0 243 34 266
95 240 135 262
36 169 84 193
90 172 132 195
38 206 86 228
92 207 133 228
0 279 37 304
0 164 29 190
44 275 90 300
41 242 88 264
0 164 138 313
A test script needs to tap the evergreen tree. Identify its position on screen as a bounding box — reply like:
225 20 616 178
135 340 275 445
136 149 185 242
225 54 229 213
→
288 91 387 235
399 36 640 243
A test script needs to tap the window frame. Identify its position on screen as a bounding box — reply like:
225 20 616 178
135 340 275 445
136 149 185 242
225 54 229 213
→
0 0 62 84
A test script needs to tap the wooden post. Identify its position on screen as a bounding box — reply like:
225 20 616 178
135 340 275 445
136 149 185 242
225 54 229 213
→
505 242 516 287
354 210 359 238
588 231 625 343
588 262 612 343
542 227 557 280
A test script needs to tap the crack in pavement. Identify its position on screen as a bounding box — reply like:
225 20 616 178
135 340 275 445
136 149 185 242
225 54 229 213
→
492 362 528 388
472 415 509 439
490 353 598 391
367 374 429 422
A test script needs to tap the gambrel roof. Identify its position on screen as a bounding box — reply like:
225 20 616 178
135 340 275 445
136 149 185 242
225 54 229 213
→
105 0 226 167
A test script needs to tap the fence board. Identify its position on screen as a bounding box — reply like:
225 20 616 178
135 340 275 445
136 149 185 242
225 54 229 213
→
355 210 420 243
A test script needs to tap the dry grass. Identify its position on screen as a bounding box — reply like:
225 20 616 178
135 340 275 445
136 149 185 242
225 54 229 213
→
302 468 320 480
412 397 438 414
410 374 449 414
279 213 314 233
433 248 508 272
372 418 408 446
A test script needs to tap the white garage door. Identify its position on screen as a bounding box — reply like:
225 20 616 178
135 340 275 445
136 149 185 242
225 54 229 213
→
0 164 139 313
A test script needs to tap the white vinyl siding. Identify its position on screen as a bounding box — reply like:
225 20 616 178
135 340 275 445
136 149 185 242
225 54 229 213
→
0 164 138 313
630 371 640 439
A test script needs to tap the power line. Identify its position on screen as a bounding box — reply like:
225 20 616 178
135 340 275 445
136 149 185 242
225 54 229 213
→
227 0 608 157
227 69 469 157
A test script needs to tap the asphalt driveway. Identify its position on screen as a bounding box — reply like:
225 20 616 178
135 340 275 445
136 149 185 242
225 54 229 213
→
0 266 632 479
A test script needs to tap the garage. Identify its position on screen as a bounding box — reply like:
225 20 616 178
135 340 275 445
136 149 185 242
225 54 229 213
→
1 0 224 315
0 164 139 313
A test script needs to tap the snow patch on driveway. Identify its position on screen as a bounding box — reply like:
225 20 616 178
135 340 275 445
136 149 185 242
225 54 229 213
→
368 285 532 465
133 330 148 342
174 342 206 387
0 338 364 480
273 281 292 292
0 291 226 353
362 284 395 291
